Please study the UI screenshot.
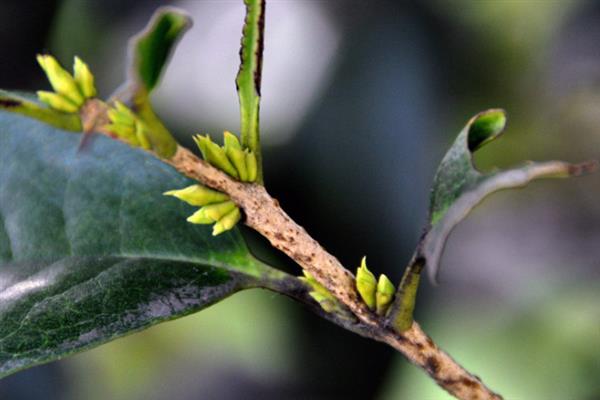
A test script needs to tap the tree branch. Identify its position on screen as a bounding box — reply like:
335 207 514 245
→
84 103 502 398
166 145 503 399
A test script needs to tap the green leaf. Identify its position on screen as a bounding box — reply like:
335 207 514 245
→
127 7 192 93
0 110 285 378
118 7 192 159
422 109 596 282
0 89 81 131
236 0 265 182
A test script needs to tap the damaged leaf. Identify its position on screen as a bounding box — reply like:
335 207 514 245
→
422 109 596 283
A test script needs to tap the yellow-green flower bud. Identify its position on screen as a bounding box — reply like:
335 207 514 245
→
212 207 241 236
199 201 236 222
114 101 137 121
356 256 376 310
307 291 336 313
73 56 96 99
186 208 214 224
36 91 79 113
226 147 249 181
134 120 151 150
223 130 242 150
375 274 395 316
37 54 84 106
164 184 229 206
104 123 138 143
194 135 239 178
245 150 258 182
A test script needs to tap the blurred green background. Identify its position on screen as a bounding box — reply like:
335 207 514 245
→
0 0 599 399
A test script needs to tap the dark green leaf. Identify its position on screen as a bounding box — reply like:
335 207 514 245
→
116 7 192 158
0 111 286 378
421 109 596 282
127 7 192 93
236 0 265 182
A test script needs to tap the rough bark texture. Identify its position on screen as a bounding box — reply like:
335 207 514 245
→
167 145 503 400
84 98 502 398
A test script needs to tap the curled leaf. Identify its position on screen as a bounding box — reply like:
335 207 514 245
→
422 109 597 283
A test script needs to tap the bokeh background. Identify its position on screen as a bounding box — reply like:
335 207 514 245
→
1 0 599 399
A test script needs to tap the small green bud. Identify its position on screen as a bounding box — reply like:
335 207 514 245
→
245 150 258 182
114 101 137 120
212 207 241 236
164 184 229 206
186 208 214 224
107 105 135 126
375 274 395 316
226 147 249 181
36 91 79 113
356 256 376 310
73 56 96 99
299 271 355 318
134 120 151 150
104 123 138 144
223 130 242 150
193 135 239 178
306 291 337 313
37 54 84 106
199 200 237 222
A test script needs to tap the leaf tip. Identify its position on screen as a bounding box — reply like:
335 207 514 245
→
467 108 507 152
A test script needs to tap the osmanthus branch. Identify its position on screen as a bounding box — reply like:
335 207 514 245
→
79 95 501 397
166 144 504 400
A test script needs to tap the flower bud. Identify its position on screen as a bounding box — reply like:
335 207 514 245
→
134 120 151 150
356 256 376 310
107 102 136 126
186 208 214 224
194 135 239 178
198 201 237 222
37 91 79 113
104 123 138 144
37 54 84 106
223 130 242 150
226 147 249 181
164 185 229 206
375 274 395 316
73 56 97 99
212 207 241 236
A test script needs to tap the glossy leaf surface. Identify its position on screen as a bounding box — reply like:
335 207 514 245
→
0 112 276 378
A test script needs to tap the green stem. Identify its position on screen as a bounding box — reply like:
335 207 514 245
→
133 93 177 158
388 255 424 332
236 0 265 183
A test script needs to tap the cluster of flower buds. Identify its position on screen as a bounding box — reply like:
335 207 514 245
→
356 257 396 316
36 55 96 113
299 270 346 314
194 131 258 182
105 101 152 150
164 184 241 236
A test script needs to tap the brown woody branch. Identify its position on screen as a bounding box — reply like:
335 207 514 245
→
167 145 503 400
85 103 501 398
